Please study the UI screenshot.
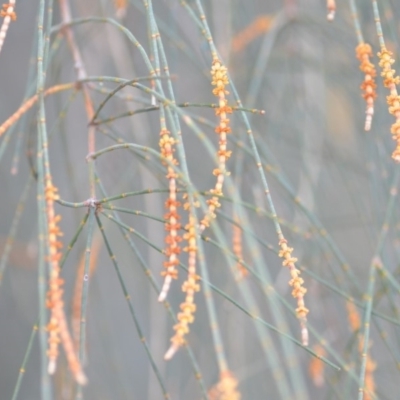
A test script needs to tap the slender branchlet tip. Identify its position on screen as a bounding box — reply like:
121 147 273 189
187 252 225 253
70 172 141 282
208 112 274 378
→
116 9 126 19
326 0 335 21
301 326 309 346
48 360 56 375
365 109 373 131
164 344 178 360
76 371 88 386
158 290 167 303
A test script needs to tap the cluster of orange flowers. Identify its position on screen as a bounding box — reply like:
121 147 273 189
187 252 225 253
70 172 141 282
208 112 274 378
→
278 238 309 346
378 47 400 161
356 43 377 131
208 370 241 400
158 128 182 303
164 58 234 359
0 3 16 20
45 180 86 385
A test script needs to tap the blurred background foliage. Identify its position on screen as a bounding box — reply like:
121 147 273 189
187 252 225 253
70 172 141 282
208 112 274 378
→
1 0 400 399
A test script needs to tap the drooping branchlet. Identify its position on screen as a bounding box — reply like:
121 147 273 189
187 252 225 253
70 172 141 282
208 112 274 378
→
278 238 309 346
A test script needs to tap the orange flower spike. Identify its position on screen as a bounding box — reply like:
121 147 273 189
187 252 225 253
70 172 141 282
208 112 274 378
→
164 214 199 360
326 0 336 21
356 43 377 131
378 48 400 161
201 58 232 230
44 181 87 385
278 238 309 345
158 129 182 302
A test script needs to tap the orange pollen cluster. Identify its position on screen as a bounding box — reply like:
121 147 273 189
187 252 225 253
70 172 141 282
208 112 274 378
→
0 3 16 20
378 47 400 162
158 129 182 303
326 0 336 21
164 214 200 360
208 370 241 400
44 181 87 385
356 43 377 131
278 238 309 346
201 59 232 230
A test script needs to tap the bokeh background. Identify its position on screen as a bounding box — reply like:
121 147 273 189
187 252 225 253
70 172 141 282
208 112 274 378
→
1 0 400 399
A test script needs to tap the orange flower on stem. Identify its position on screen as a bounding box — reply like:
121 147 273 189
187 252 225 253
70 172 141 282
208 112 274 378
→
201 58 232 230
164 213 200 360
278 238 309 346
45 179 87 385
356 43 377 131
378 47 400 161
158 128 182 302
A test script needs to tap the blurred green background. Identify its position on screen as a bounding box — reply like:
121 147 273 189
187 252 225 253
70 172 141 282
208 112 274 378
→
1 1 400 399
